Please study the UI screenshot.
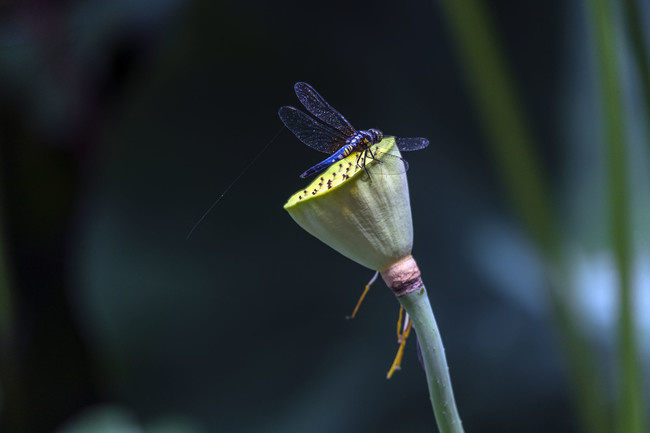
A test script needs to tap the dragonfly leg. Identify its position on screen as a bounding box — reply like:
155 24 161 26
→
366 146 382 163
355 152 363 169
363 165 373 183
360 149 375 183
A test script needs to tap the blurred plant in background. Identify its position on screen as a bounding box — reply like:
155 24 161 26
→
0 0 648 432
439 0 649 432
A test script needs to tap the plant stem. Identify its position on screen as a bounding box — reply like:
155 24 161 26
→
622 0 650 139
586 0 647 431
437 0 556 254
398 286 464 433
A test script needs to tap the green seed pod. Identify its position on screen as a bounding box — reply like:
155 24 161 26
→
284 137 414 272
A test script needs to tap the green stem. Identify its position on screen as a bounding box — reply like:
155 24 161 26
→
622 0 650 136
437 0 556 254
586 0 646 431
398 286 464 433
547 266 613 433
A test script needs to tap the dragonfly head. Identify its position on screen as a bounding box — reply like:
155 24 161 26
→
367 128 383 144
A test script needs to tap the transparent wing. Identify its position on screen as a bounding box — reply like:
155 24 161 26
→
365 137 427 175
359 142 410 177
278 106 348 154
294 82 358 136
395 137 429 151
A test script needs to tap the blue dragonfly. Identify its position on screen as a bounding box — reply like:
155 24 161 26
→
187 82 428 239
278 82 429 179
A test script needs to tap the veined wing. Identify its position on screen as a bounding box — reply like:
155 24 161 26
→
395 137 429 151
363 137 427 176
360 141 410 176
294 82 357 137
278 106 348 154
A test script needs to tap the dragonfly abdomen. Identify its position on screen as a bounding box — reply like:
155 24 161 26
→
300 144 356 178
300 129 384 178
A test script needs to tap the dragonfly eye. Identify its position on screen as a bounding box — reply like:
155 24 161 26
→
369 128 383 143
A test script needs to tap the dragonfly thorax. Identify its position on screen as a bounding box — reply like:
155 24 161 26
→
349 128 383 149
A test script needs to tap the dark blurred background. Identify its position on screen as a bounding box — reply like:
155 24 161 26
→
1 0 649 432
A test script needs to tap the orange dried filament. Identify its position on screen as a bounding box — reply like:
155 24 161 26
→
348 271 379 319
386 305 412 379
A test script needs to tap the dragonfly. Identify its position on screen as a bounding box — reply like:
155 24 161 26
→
187 82 427 239
278 82 429 179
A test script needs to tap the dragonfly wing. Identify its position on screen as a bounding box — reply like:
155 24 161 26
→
361 142 409 176
278 106 348 154
372 152 409 175
365 137 427 175
395 137 429 151
294 82 358 136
